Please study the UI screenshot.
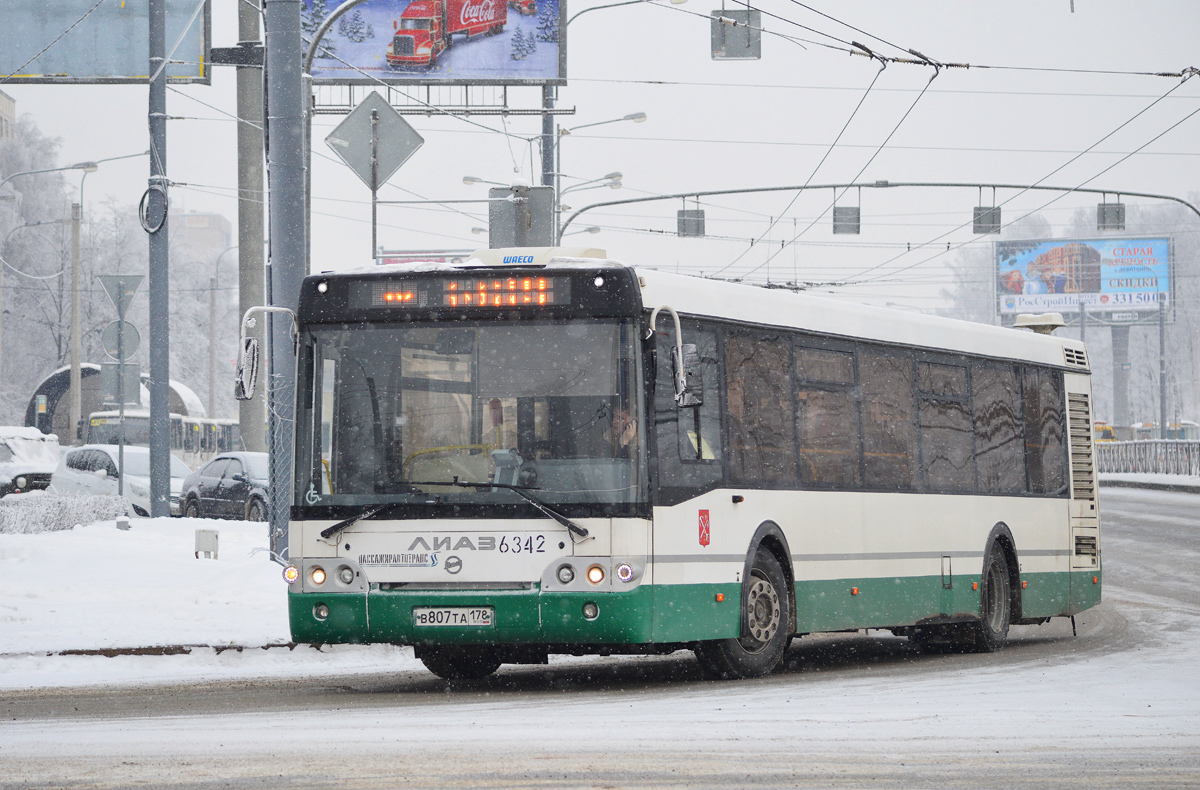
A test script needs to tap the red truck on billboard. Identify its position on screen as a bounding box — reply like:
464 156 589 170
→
509 0 537 16
386 0 507 68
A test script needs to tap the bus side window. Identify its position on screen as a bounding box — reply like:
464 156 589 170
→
917 361 976 492
795 345 860 488
859 348 917 491
972 363 1025 494
1023 366 1067 495
654 324 722 497
725 333 795 486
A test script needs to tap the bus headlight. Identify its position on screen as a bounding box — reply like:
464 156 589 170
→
557 564 575 584
338 566 354 584
582 602 599 620
616 563 635 583
311 566 327 586
283 565 299 584
586 565 605 585
313 603 329 621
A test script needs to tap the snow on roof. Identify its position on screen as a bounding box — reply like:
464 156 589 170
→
0 426 57 441
634 267 1080 368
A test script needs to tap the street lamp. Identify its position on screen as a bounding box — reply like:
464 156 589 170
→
562 226 602 237
463 175 509 187
555 115 645 241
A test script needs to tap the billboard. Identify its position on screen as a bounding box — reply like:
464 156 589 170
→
0 0 210 84
996 237 1171 315
305 0 564 85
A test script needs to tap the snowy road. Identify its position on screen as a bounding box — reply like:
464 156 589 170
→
2 487 1198 788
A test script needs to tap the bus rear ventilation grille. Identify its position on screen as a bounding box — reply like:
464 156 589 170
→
1075 535 1098 557
1064 347 1089 368
1067 393 1096 500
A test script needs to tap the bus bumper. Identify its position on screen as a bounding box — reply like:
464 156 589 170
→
288 586 657 646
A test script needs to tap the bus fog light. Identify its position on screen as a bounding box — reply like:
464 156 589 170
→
586 565 605 584
582 602 599 620
616 563 634 583
314 603 329 621
557 564 575 584
311 566 327 586
338 566 354 584
282 565 299 584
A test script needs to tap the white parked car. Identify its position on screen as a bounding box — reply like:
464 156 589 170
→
0 427 62 497
48 445 191 516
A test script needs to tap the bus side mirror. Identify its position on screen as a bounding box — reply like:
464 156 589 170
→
673 343 703 408
234 337 259 401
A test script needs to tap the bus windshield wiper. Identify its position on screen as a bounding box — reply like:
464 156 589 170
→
319 481 590 541
319 501 409 540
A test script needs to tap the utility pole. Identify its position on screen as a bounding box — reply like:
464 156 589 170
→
69 203 82 444
238 0 266 454
147 0 171 517
1160 294 1168 439
208 276 217 417
264 0 307 558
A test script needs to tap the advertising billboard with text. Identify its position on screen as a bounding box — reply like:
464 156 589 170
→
306 0 564 85
996 237 1171 315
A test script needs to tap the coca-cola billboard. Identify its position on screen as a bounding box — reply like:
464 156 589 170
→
305 0 565 85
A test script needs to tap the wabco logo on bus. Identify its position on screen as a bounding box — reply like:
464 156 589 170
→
502 255 534 264
460 0 498 24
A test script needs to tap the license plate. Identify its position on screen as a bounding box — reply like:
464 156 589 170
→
412 606 494 627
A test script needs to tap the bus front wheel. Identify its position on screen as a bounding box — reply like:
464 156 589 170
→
695 547 790 679
418 646 502 681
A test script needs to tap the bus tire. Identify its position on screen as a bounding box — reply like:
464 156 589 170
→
694 547 790 679
969 544 1012 652
245 497 266 522
419 646 502 681
184 498 200 519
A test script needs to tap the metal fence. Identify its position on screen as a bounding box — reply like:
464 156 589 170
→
1097 440 1200 476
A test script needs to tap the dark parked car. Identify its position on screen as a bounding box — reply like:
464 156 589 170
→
180 452 269 521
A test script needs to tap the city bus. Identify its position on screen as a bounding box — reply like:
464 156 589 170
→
273 248 1101 680
87 411 240 469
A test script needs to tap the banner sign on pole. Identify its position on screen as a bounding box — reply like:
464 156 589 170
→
996 237 1171 316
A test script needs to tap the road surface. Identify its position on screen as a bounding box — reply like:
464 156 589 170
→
2 487 1198 788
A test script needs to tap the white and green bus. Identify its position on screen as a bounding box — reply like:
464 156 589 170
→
278 248 1100 680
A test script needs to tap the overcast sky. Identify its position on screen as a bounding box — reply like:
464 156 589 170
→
4 0 1198 310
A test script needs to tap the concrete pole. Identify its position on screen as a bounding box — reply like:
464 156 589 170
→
208 276 217 417
1112 324 1130 427
541 85 555 189
70 203 81 444
1160 294 1168 439
147 0 171 517
264 0 307 558
238 0 267 453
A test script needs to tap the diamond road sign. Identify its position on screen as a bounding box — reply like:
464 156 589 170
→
97 274 144 317
325 92 424 191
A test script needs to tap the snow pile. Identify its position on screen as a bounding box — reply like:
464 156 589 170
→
0 516 290 654
0 492 129 534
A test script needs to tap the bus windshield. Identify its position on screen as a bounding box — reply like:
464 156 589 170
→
296 319 645 512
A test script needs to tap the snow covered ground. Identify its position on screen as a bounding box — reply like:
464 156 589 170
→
0 515 426 690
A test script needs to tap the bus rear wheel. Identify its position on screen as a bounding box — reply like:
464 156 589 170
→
419 646 502 681
695 547 790 679
969 547 1012 652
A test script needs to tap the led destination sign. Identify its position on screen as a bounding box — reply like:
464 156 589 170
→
355 276 571 310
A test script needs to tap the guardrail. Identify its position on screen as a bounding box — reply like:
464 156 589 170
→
1097 440 1200 476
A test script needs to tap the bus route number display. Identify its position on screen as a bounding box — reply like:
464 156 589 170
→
359 276 571 310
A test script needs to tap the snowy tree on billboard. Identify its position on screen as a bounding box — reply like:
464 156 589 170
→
338 9 375 44
302 0 338 57
536 4 558 42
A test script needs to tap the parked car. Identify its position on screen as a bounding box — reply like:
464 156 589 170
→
0 427 61 497
180 452 269 521
48 445 191 516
